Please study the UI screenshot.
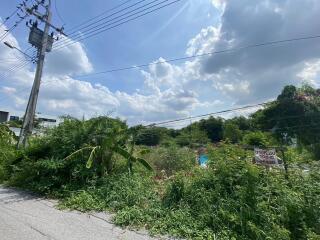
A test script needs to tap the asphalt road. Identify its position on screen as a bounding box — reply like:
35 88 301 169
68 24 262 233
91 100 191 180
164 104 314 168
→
0 186 157 240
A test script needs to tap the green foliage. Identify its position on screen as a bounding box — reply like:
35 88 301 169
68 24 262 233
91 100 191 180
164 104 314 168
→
3 117 151 194
58 143 320 239
7 119 23 128
0 124 17 183
252 84 320 159
226 116 252 131
175 128 209 147
242 131 272 147
2 85 320 239
0 125 17 182
198 117 224 142
160 153 320 239
223 122 243 143
64 118 152 176
133 127 163 146
61 173 158 212
143 146 196 176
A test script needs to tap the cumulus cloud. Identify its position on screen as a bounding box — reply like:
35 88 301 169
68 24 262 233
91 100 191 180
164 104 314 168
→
298 60 320 87
138 0 320 116
2 0 320 125
187 0 320 103
45 37 93 76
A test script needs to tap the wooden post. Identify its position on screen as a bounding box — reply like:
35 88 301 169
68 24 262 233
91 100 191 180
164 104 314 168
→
281 148 289 181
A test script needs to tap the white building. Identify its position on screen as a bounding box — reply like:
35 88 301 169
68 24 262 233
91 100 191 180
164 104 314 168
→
1 110 59 136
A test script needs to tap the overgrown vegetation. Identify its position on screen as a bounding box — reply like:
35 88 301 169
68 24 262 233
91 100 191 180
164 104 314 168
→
0 85 319 239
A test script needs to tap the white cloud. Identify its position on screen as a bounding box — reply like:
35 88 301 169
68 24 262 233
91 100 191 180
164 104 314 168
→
2 0 320 126
298 60 320 87
45 37 93 76
181 0 320 103
211 0 226 10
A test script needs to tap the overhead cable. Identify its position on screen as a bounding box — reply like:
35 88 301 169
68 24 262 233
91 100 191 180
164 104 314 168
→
75 34 320 78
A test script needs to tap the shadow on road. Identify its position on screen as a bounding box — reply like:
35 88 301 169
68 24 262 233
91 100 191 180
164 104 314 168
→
0 187 43 204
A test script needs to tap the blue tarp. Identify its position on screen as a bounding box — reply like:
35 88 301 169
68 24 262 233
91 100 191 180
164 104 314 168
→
199 154 208 167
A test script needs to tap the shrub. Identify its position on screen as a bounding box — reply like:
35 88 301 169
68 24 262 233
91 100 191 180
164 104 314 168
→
143 146 196 176
160 152 320 239
242 131 272 147
0 125 17 182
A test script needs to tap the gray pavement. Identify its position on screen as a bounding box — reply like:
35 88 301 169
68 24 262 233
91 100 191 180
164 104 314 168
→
0 186 158 240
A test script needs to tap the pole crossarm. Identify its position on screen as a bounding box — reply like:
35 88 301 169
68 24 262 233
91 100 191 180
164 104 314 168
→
25 4 67 36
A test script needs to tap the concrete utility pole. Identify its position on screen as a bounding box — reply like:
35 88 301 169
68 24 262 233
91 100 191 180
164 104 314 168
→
18 0 53 148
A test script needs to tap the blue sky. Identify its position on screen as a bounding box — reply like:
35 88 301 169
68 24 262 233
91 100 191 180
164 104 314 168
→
0 0 319 126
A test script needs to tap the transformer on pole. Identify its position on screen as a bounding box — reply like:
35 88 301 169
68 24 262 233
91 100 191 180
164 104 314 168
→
17 0 65 148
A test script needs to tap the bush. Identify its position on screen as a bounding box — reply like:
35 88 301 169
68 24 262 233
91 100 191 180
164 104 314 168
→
134 128 162 146
4 117 130 194
143 146 196 176
175 128 209 147
161 157 320 239
242 131 273 147
2 117 320 240
0 125 17 182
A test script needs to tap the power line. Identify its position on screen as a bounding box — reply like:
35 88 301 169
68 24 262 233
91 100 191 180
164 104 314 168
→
146 102 270 127
152 109 320 129
0 60 32 80
53 0 182 50
53 0 180 49
0 13 29 42
0 7 19 29
74 34 320 78
63 0 148 37
6 59 30 71
54 0 66 25
63 0 134 34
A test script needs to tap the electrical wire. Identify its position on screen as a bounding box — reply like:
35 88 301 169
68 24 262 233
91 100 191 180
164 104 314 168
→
54 0 66 25
0 7 19 29
0 13 29 42
153 110 320 129
53 0 179 49
53 0 182 50
54 0 181 49
63 0 148 37
0 60 32 80
73 34 320 78
146 102 270 127
63 0 135 34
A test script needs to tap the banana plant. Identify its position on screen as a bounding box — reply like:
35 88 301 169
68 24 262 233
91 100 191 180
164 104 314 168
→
64 118 152 176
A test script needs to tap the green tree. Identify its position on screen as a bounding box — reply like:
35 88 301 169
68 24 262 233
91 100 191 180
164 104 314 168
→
198 117 224 142
134 127 162 146
253 85 320 159
242 131 270 147
223 122 242 143
175 128 209 147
